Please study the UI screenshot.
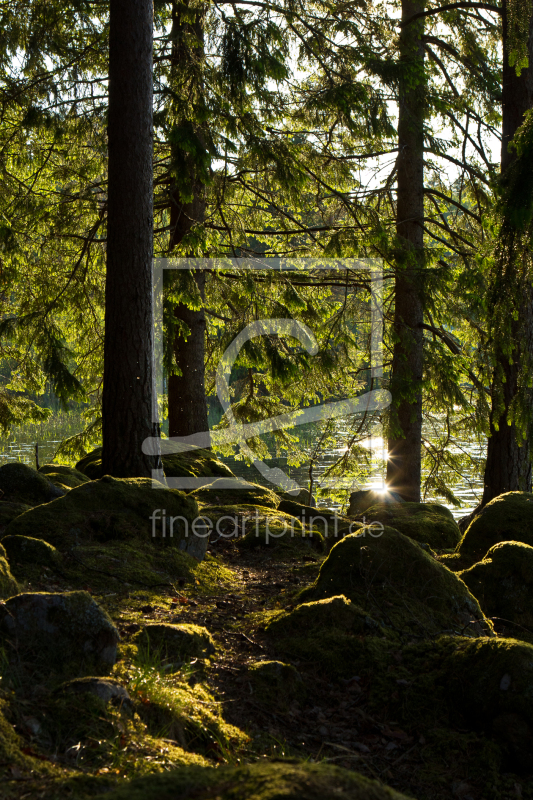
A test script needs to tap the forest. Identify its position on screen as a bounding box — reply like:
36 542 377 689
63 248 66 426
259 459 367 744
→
1 0 533 798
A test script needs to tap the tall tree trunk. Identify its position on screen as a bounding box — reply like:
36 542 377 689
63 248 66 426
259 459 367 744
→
167 0 209 440
102 0 156 477
481 3 533 505
386 0 425 502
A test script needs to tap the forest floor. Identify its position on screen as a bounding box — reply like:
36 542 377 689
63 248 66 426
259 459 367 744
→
1 518 531 800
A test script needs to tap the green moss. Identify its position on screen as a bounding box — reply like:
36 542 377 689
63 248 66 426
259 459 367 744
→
3 475 202 558
353 502 461 549
163 449 234 479
191 479 280 510
239 509 306 547
458 491 533 563
0 555 18 599
76 447 104 479
136 623 215 662
266 595 386 677
298 528 491 638
437 551 470 572
39 463 91 489
460 541 533 633
48 539 236 594
2 535 61 570
123 661 248 757
8 681 210 779
92 760 414 800
0 590 119 677
0 462 61 506
0 502 31 531
76 446 235 482
277 499 354 542
0 698 54 775
247 660 307 710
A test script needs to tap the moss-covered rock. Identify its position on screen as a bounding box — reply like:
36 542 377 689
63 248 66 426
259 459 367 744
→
60 676 132 707
457 491 533 563
0 501 31 531
239 508 311 547
0 590 119 676
136 623 215 662
298 528 491 638
23 539 237 594
460 541 533 631
352 502 461 549
163 449 234 479
407 635 533 771
93 761 414 800
348 489 404 516
191 478 280 509
3 475 205 560
247 660 306 709
0 552 18 598
76 446 235 482
0 462 63 506
75 446 104 479
39 463 91 490
266 595 385 677
2 534 61 569
277 498 353 541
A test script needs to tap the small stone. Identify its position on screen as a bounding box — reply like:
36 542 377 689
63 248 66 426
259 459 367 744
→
61 677 132 708
318 725 329 737
500 673 512 691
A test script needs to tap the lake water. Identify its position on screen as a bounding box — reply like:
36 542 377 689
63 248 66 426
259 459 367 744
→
0 411 485 520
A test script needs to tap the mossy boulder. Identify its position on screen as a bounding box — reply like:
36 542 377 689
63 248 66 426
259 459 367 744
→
267 595 384 677
75 447 104 479
348 489 404 515
0 590 119 676
457 491 533 563
247 660 306 709
408 635 533 771
60 676 132 707
0 462 64 506
236 508 324 551
136 622 215 662
162 448 234 479
352 502 461 549
39 463 91 490
0 552 18 598
191 478 280 509
298 528 491 638
0 501 31 531
277 498 354 541
76 445 235 482
93 761 414 800
460 541 533 631
2 534 61 569
3 475 206 560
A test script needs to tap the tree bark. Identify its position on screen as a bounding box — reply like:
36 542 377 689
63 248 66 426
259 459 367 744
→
386 0 425 502
481 2 533 505
101 0 157 478
167 0 209 439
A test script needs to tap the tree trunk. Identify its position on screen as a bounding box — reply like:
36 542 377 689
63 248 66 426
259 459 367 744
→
167 0 209 440
101 0 157 478
481 2 533 505
386 0 425 502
